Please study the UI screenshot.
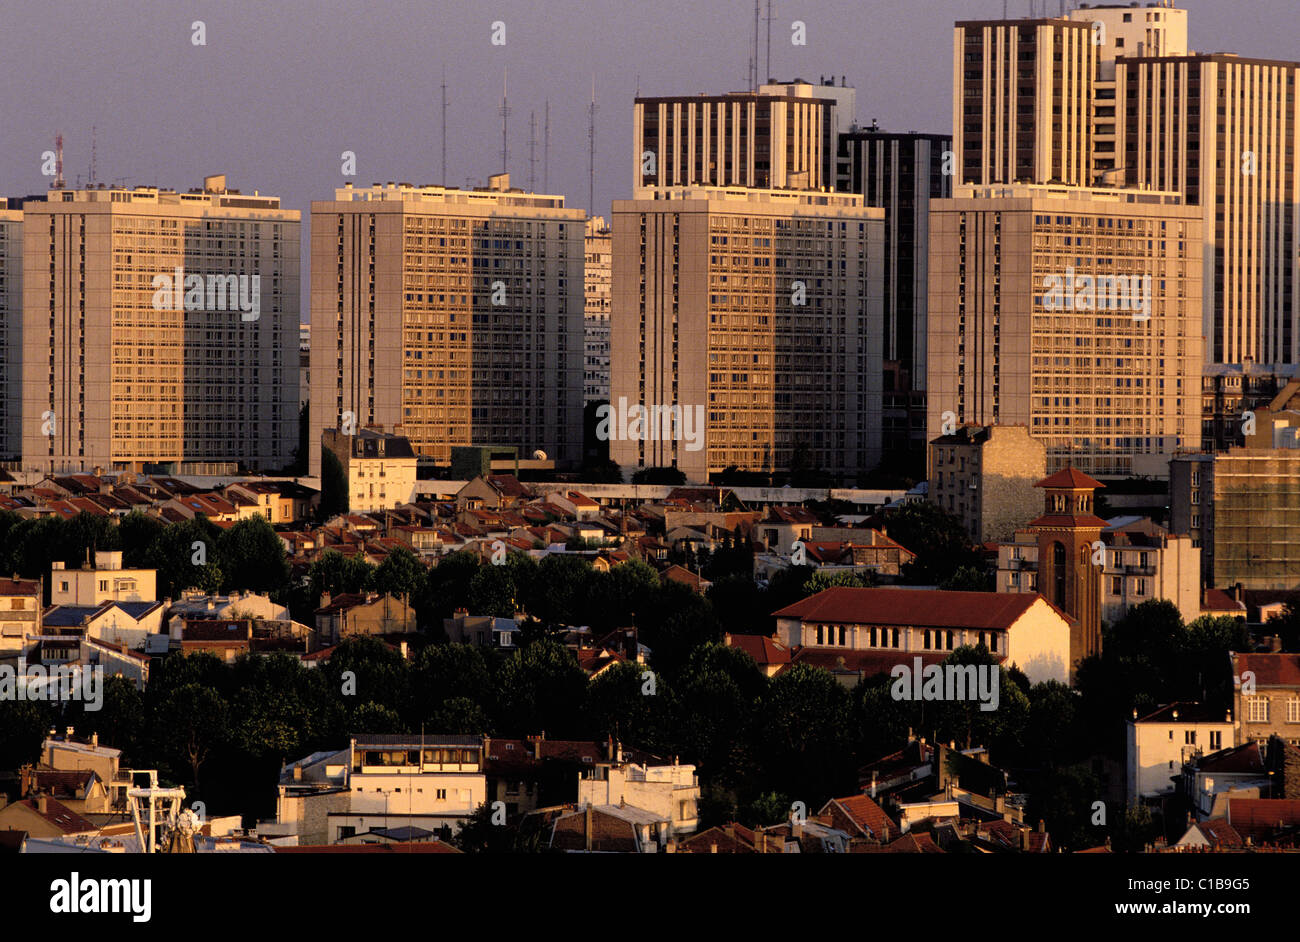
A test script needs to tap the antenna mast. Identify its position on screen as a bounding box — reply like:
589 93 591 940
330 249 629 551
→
528 111 538 192
765 0 773 82
89 125 97 185
752 1 760 90
499 67 511 174
588 76 598 214
440 68 448 186
53 132 64 189
543 99 550 193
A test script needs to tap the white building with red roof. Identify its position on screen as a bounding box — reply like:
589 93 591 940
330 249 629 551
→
772 586 1072 686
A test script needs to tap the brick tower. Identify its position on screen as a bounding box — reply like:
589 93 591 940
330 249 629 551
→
1027 467 1106 677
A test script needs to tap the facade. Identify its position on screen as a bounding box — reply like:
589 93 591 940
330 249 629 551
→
1170 449 1300 590
576 758 700 837
265 736 485 845
1066 2 1189 182
0 199 22 460
1116 53 1300 367
1127 702 1234 804
0 577 42 660
308 176 584 476
999 515 1201 625
927 424 1047 544
837 129 952 467
314 592 417 647
1201 364 1294 453
1230 653 1300 747
610 185 884 482
633 79 854 192
772 586 1073 686
49 552 156 607
583 217 612 404
21 177 300 473
953 18 1096 187
321 427 417 512
927 184 1203 476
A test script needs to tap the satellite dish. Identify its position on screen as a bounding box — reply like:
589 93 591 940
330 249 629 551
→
533 449 547 460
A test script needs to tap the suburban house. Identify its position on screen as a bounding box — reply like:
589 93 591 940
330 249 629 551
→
314 592 417 648
1230 652 1300 746
1127 702 1235 806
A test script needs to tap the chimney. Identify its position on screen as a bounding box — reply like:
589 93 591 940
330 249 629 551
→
37 796 49 815
65 726 74 739
91 733 98 748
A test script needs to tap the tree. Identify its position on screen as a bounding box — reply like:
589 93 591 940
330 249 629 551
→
156 683 229 792
804 569 875 594
584 661 667 748
939 565 992 592
494 640 589 737
409 643 494 724
531 554 593 626
453 801 518 853
669 644 765 788
145 518 224 600
631 466 687 485
374 547 426 609
420 551 481 622
217 516 291 594
468 565 517 617
883 501 983 585
758 664 853 806
319 446 349 520
308 549 375 601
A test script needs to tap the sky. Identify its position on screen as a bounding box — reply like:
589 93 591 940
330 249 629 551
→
1 0 1292 321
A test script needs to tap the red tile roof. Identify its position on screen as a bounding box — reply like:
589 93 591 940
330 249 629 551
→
724 633 792 666
1231 653 1300 687
17 797 96 834
772 587 1047 631
821 795 897 840
1036 467 1105 490
1204 589 1248 613
1191 819 1244 848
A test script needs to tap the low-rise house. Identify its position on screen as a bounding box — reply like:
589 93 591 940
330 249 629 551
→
0 577 42 660
723 633 792 677
773 587 1073 687
19 769 111 815
673 822 786 853
1128 702 1235 805
576 754 699 837
50 552 156 607
0 797 96 839
259 735 486 846
1231 652 1300 746
1179 742 1271 820
1174 818 1245 851
444 611 520 649
314 592 416 648
322 428 418 512
549 803 671 853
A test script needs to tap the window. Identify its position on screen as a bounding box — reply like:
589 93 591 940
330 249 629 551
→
1247 697 1270 723
436 789 447 800
1184 730 1196 745
1210 731 1222 750
1288 699 1300 724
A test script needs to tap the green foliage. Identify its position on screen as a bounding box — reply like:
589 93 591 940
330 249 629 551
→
319 446 348 520
939 564 992 592
468 565 517 617
373 547 426 603
217 516 291 594
494 640 589 738
883 501 984 585
631 466 687 485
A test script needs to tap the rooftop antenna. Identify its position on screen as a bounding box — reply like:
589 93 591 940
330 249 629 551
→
89 124 97 185
752 0 760 91
527 111 538 192
765 0 773 82
588 76 598 214
543 99 550 193
440 67 448 186
53 132 64 189
499 67 511 174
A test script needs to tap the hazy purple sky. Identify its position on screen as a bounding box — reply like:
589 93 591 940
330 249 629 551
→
1 0 1291 321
